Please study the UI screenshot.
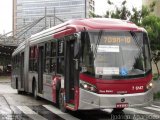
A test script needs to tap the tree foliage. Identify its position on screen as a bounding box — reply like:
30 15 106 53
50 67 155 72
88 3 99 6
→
89 12 102 18
142 15 160 50
104 0 155 26
142 15 160 75
105 0 131 20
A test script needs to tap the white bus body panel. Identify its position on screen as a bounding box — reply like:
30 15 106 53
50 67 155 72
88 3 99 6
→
24 41 29 92
43 74 53 102
78 88 153 110
28 72 38 93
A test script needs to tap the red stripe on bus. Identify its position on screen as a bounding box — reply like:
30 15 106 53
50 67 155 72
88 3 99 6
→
80 73 152 94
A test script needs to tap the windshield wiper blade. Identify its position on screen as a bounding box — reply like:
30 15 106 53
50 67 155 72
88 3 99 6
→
130 31 142 52
94 30 103 59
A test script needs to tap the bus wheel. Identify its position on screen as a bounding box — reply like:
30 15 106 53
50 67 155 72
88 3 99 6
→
112 108 124 114
33 83 39 100
18 90 25 94
17 90 22 94
59 90 67 112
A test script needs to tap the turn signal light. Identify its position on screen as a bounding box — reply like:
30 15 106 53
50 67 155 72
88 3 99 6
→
145 81 153 91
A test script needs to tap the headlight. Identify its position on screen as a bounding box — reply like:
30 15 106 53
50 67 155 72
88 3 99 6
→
145 81 153 91
80 80 97 93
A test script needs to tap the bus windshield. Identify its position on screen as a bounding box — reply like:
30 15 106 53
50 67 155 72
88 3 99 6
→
81 31 151 79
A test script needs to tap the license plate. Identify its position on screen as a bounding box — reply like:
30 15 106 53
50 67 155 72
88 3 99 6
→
116 103 128 108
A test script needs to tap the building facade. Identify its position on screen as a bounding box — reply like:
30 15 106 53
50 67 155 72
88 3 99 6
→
142 0 160 17
13 0 95 41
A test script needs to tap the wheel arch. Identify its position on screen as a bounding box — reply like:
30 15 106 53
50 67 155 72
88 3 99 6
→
16 77 18 89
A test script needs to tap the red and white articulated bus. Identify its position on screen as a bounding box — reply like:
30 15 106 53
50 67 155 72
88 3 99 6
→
11 18 153 112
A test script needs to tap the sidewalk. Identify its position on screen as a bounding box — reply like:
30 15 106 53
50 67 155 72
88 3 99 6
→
153 77 160 93
0 76 11 83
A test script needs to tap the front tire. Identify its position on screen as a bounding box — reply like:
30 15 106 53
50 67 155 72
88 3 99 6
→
17 90 22 94
59 90 67 112
33 83 39 100
112 108 124 115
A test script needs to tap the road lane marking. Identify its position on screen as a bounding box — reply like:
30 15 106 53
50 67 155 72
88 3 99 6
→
102 109 113 113
125 108 155 114
10 106 31 120
17 106 47 120
151 104 160 108
43 105 80 120
0 107 12 114
28 105 65 120
144 106 160 112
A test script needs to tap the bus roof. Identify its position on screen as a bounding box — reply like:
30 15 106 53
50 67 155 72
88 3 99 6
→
29 18 143 43
12 18 145 56
31 18 143 38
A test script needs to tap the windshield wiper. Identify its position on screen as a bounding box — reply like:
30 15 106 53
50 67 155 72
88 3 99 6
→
130 31 142 53
130 31 146 72
93 30 103 59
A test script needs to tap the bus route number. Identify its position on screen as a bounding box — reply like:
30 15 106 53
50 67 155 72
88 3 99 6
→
103 36 131 44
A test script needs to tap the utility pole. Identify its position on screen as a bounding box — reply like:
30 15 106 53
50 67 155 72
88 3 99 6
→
85 0 87 18
45 7 47 29
49 17 52 28
23 18 26 41
54 8 56 26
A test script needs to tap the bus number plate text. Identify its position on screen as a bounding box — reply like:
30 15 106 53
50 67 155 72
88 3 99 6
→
116 103 128 108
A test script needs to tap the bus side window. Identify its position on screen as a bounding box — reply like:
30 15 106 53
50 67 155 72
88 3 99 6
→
17 54 20 68
29 47 33 71
33 46 38 72
44 42 51 73
29 46 38 72
57 58 64 75
57 39 64 75
50 42 57 73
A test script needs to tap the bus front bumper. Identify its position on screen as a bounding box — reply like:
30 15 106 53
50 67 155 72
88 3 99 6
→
78 88 153 110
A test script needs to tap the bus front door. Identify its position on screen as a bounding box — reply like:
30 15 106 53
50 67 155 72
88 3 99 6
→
65 39 79 109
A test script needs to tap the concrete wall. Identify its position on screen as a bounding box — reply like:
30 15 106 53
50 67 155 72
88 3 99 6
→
152 61 160 74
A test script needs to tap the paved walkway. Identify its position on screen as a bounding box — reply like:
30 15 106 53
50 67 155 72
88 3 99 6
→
153 77 160 93
0 76 11 83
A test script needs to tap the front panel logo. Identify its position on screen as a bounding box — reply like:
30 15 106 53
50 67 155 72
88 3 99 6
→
121 98 125 102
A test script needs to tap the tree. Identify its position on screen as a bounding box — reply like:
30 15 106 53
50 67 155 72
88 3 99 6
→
130 6 150 25
89 12 102 18
130 1 156 25
152 51 160 75
142 15 160 75
104 0 131 19
104 0 155 26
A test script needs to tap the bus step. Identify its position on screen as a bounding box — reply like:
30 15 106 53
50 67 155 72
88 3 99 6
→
67 103 75 108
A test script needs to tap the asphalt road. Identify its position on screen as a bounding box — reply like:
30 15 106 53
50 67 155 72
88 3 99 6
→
0 80 160 120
